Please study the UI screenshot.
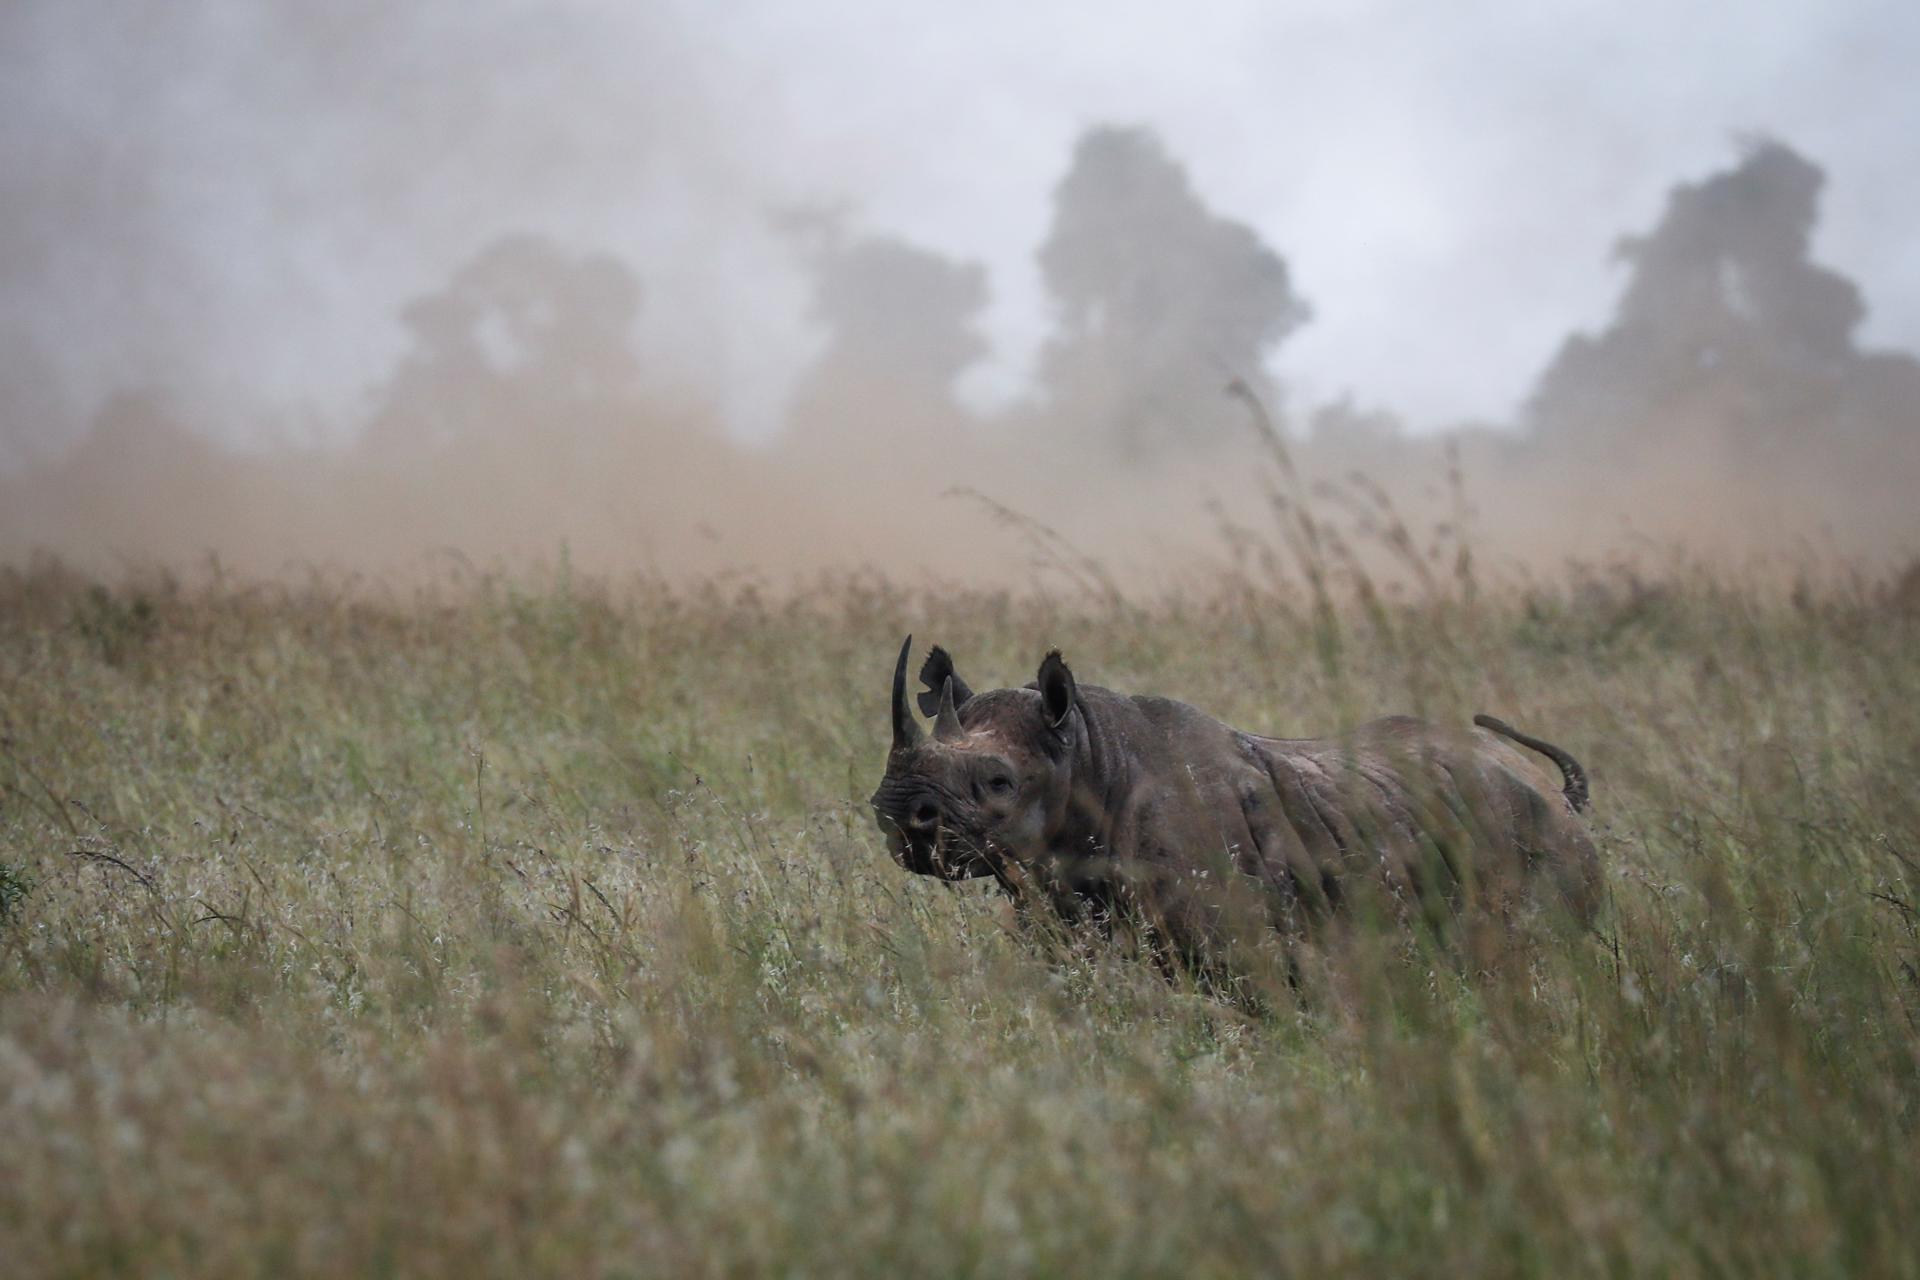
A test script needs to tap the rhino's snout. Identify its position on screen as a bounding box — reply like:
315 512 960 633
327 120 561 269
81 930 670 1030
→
871 779 994 880
870 772 938 828
872 787 941 861
902 795 940 835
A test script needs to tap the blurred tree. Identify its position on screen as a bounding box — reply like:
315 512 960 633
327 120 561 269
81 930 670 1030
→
1035 125 1310 458
0 339 68 472
1527 139 1920 458
366 234 645 463
784 221 990 451
0 391 240 561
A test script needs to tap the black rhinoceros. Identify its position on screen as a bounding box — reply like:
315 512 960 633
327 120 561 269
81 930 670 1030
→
870 638 1599 954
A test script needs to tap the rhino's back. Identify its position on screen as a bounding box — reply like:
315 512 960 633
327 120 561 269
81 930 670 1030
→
1072 692 1597 928
1232 715 1600 924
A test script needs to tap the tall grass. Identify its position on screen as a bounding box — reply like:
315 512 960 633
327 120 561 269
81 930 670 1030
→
1 550 1917 1276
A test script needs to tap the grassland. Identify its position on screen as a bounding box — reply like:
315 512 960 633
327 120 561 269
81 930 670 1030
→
1 552 1918 1277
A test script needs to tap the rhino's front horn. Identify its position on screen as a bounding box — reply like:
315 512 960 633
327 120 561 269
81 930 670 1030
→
934 676 964 742
891 635 922 751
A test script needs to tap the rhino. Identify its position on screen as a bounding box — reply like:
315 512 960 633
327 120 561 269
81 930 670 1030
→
870 637 1600 956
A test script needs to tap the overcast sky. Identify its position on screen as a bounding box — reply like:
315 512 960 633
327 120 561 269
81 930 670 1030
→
4 0 1917 453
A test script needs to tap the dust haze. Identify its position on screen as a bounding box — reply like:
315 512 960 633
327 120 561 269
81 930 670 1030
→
4 6 1918 591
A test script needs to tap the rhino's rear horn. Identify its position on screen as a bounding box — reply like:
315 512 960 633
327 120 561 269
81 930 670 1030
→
934 677 964 742
891 635 922 751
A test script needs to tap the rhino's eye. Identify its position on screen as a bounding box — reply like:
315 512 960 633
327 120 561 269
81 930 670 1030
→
987 775 1016 797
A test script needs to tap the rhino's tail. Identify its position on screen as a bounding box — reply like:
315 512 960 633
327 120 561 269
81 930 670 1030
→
1474 714 1589 813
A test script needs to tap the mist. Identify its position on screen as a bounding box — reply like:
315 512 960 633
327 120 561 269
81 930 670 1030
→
3 3 1918 586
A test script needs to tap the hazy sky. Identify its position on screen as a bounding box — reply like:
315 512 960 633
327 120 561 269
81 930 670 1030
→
5 0 1918 453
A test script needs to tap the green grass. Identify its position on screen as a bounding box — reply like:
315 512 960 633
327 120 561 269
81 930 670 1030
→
1 556 1917 1277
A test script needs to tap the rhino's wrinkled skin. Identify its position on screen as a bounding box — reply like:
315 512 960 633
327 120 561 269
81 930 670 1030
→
870 637 1600 953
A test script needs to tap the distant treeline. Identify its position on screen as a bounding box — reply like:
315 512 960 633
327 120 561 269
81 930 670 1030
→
3 132 1916 577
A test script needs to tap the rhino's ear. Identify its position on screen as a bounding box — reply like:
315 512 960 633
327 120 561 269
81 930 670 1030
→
916 646 975 718
1036 649 1077 731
